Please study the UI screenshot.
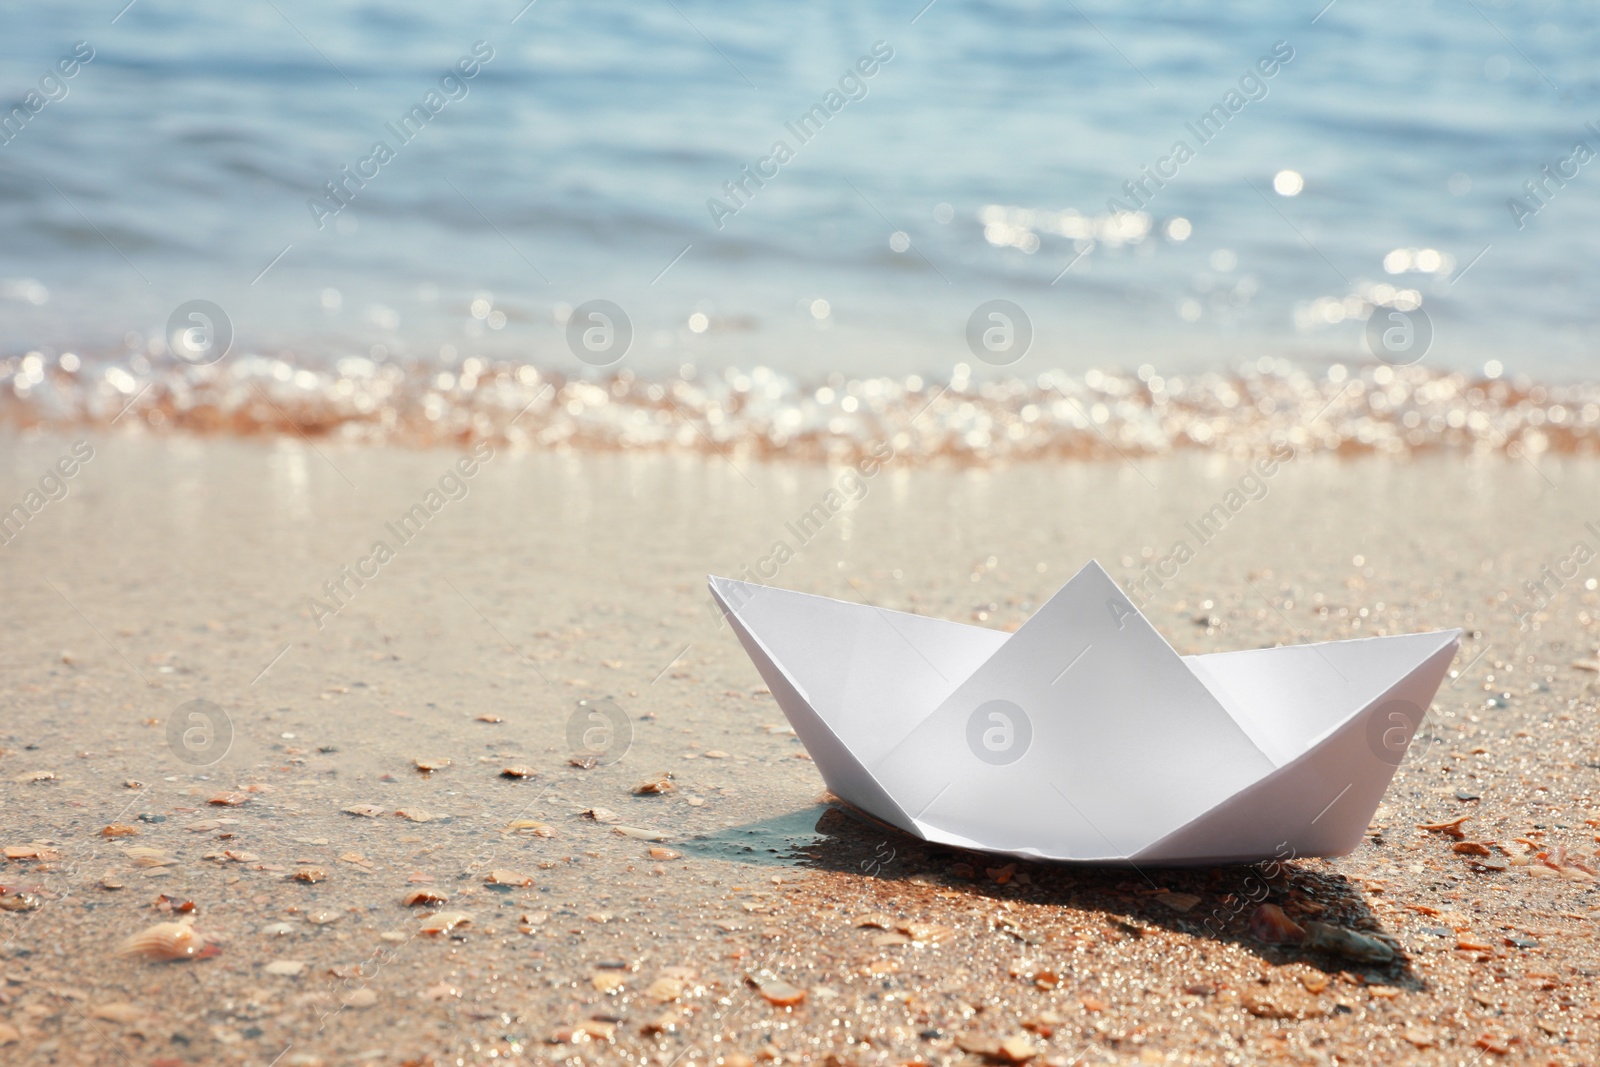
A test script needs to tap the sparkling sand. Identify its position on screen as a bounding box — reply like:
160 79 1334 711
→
0 433 1597 1065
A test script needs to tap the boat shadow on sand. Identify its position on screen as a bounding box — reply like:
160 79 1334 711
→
679 801 1422 988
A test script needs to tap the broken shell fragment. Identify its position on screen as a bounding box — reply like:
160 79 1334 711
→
1417 815 1470 838
897 921 956 943
4 845 62 861
1304 921 1395 963
89 1002 143 1024
957 1034 1038 1063
485 869 534 887
501 766 535 779
404 889 449 906
1248 904 1305 945
124 846 176 868
613 826 668 841
748 971 806 1006
0 890 41 912
420 910 473 935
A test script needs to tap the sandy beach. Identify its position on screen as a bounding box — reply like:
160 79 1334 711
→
0 430 1595 1065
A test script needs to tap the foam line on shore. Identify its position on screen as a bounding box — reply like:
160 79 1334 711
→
2 350 1593 462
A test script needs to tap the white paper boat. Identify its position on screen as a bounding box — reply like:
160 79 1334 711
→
709 561 1460 865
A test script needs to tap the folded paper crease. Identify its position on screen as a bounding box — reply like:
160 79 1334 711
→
710 562 1459 865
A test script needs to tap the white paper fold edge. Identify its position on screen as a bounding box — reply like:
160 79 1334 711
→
709 570 1460 865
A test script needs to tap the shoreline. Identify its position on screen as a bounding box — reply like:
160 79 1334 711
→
4 352 1599 464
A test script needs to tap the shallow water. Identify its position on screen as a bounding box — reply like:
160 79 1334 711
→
4 0 1600 384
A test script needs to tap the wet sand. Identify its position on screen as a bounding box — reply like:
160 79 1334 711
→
0 432 1597 1065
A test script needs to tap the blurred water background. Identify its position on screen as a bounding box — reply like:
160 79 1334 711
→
2 0 1598 453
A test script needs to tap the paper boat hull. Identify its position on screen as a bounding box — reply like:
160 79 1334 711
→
710 571 1459 866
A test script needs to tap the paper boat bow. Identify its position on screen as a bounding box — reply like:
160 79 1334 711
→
710 562 1459 865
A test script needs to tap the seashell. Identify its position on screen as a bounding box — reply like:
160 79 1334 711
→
124 846 175 868
1303 920 1395 962
485 869 534 887
646 976 685 1002
291 868 326 883
118 920 206 961
404 889 449 906
0 889 41 912
1155 891 1201 912
395 808 435 823
475 714 503 723
500 766 535 779
634 777 674 795
208 792 248 806
4 845 61 861
343 804 384 818
576 1019 615 1042
648 847 680 860
150 894 195 913
580 808 621 824
747 971 806 1006
101 824 138 837
1416 815 1470 839
504 820 555 836
413 757 451 773
344 988 378 1008
264 960 305 976
419 910 473 935
89 1002 143 1024
613 826 668 841
897 921 956 943
955 1033 1037 1063
1248 903 1305 944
